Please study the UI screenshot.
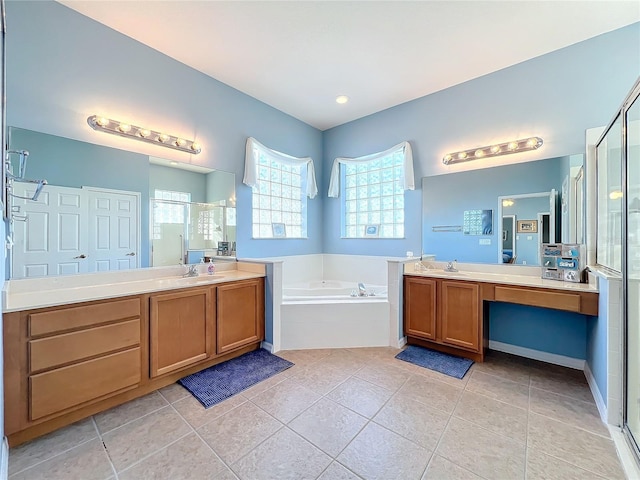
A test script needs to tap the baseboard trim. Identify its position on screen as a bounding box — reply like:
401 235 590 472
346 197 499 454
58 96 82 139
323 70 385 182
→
397 336 407 348
260 341 274 353
1 436 8 480
488 340 585 370
584 362 607 423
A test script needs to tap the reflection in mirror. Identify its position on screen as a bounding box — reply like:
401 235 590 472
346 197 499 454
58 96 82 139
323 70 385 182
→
7 127 236 279
498 191 557 265
422 155 583 265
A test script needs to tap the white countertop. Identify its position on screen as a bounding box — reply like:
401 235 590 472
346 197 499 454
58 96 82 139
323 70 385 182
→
404 261 599 293
2 262 266 313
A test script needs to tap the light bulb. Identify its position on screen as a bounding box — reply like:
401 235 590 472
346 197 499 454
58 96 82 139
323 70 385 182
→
138 128 151 138
609 190 623 200
158 134 170 143
191 142 201 152
118 123 131 133
457 152 467 160
490 145 501 154
502 199 514 207
507 141 518 151
443 154 452 163
175 138 187 147
526 137 538 148
96 117 110 127
474 149 485 158
336 95 349 104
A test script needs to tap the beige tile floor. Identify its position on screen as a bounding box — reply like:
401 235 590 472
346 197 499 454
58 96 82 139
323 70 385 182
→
8 347 627 480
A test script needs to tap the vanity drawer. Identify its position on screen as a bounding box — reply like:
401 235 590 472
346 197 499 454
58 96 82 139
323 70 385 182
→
494 286 581 312
29 319 141 373
29 347 141 421
29 298 140 337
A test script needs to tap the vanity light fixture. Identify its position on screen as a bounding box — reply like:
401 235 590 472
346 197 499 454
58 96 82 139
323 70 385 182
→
502 199 514 207
443 137 543 165
87 115 202 154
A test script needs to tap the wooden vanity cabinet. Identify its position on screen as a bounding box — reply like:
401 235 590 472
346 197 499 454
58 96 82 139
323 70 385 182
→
150 287 214 377
4 297 144 435
404 276 481 358
4 276 266 446
217 278 265 354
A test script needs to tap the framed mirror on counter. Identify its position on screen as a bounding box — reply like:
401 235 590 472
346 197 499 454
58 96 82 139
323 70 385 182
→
7 127 237 279
422 154 585 266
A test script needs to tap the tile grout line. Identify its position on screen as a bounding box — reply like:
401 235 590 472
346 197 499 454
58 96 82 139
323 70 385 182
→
420 372 474 479
91 416 120 480
7 433 99 478
169 394 251 478
95 394 170 437
115 429 193 477
164 399 242 479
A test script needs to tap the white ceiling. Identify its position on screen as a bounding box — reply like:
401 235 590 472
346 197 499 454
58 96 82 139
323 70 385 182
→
59 1 640 131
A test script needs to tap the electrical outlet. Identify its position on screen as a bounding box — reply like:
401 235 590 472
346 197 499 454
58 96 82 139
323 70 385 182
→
527 236 533 240
479 238 491 245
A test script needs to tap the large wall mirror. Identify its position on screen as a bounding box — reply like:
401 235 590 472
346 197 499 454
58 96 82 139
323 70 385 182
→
7 127 236 279
422 154 585 266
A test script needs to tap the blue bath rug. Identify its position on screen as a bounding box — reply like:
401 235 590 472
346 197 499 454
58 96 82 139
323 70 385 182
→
178 349 294 408
395 345 474 379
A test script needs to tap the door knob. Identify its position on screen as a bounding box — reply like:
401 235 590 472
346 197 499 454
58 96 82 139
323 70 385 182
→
126 252 136 256
73 254 87 259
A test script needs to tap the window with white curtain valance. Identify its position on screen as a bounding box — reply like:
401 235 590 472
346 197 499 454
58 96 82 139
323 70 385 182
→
328 141 414 239
243 137 318 238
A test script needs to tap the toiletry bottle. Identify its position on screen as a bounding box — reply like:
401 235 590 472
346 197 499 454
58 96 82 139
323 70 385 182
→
207 259 216 275
200 257 206 274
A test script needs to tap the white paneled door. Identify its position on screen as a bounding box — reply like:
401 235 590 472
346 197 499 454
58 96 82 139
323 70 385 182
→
12 183 88 277
11 183 140 278
85 187 140 272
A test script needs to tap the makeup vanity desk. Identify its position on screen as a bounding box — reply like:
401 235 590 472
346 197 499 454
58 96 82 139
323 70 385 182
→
403 262 598 362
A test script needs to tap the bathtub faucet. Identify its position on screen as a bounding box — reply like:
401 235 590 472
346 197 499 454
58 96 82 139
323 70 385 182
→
357 282 368 296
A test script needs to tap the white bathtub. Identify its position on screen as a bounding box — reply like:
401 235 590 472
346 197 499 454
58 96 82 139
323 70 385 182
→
283 280 388 302
280 278 390 350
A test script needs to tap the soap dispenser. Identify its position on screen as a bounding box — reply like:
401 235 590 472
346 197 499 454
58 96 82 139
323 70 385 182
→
207 259 216 276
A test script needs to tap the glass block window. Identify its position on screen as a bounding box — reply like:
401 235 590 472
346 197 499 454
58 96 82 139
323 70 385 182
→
343 147 405 238
251 153 307 238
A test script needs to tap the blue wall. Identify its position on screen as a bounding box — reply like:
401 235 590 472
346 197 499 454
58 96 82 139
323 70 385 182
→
5 0 324 259
588 279 610 399
8 127 152 268
490 303 588 360
422 157 564 263
5 2 640 367
322 23 640 258
149 164 207 204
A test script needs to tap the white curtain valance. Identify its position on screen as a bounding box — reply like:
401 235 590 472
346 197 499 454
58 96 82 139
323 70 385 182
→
243 137 318 199
327 141 414 198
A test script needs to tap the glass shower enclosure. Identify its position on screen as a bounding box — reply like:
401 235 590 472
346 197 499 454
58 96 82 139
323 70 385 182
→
151 199 235 266
597 77 640 463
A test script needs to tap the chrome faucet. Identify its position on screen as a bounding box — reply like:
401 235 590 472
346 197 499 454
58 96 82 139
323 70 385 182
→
357 282 367 296
183 264 199 277
444 260 458 272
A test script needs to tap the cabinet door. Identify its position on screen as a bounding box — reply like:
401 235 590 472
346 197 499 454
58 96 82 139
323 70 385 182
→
403 276 437 340
217 279 265 354
440 281 480 351
150 288 214 377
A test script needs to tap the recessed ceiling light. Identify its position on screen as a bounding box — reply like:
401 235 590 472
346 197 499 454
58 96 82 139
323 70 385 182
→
336 95 349 104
